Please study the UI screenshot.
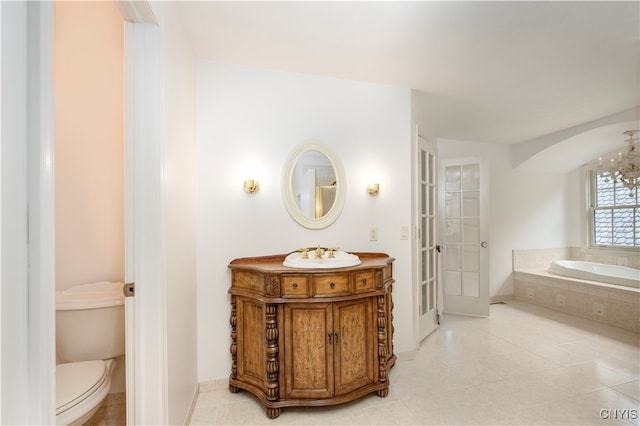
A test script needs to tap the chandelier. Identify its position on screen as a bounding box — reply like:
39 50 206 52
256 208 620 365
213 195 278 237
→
597 130 640 197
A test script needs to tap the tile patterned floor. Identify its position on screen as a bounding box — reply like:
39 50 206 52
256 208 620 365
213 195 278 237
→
189 300 640 425
85 392 126 426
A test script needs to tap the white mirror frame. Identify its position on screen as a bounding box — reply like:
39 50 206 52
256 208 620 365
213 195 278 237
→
282 141 347 229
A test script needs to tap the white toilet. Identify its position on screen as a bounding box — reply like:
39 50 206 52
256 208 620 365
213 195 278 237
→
55 281 125 426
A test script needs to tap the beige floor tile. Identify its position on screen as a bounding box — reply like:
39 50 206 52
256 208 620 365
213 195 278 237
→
535 361 637 395
527 342 591 366
190 301 640 425
595 356 640 381
84 394 126 426
611 380 640 402
587 387 640 412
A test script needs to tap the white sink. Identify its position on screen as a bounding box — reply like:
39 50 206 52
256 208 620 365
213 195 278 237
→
283 250 361 269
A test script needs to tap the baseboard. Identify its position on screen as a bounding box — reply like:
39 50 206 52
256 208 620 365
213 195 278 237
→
183 384 200 426
490 294 514 304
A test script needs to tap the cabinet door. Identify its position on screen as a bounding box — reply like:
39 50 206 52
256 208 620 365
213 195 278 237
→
236 297 266 388
283 303 334 399
333 298 376 395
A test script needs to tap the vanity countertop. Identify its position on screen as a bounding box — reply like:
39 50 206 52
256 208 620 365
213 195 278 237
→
228 251 394 273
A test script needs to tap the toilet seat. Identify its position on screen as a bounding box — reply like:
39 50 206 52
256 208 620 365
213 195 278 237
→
56 359 115 426
56 360 108 415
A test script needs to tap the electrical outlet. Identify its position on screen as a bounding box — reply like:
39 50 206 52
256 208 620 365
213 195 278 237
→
369 227 378 241
526 288 534 298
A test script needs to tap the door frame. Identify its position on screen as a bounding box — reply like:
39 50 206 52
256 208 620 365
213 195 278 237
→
1 2 56 423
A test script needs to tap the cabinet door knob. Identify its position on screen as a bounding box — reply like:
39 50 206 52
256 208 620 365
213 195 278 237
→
330 282 335 289
334 332 340 343
328 333 333 344
361 278 367 284
292 282 298 289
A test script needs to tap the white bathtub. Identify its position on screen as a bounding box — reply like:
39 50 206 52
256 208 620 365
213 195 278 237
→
548 260 640 289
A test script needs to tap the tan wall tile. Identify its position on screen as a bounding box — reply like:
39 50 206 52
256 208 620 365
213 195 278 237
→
588 295 609 323
609 300 636 332
610 291 635 304
568 292 589 318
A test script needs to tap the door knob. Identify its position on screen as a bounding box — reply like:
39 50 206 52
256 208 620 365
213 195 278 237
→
480 241 488 248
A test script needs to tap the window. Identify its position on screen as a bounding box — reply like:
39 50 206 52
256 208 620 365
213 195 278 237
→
590 171 639 248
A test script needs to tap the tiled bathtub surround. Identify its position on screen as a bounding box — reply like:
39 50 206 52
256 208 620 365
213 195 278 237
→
513 249 639 333
574 248 640 270
513 247 640 271
513 247 572 270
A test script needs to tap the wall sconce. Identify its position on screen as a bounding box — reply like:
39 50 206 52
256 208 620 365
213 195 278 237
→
366 183 379 196
243 179 259 194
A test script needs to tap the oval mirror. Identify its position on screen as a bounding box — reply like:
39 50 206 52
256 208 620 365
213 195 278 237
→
282 142 346 229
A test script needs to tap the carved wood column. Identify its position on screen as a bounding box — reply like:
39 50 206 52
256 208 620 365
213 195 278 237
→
389 285 395 359
265 303 279 400
376 294 389 397
229 295 240 392
265 303 281 418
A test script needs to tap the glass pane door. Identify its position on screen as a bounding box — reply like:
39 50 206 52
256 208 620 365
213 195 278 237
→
417 133 438 340
440 159 489 316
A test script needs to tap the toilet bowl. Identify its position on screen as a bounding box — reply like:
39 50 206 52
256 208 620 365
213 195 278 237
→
55 282 125 426
56 359 115 426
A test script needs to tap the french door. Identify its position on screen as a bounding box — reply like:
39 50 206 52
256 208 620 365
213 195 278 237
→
417 131 439 341
439 158 489 317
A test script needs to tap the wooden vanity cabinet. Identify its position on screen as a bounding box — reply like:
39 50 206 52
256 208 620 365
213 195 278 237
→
228 253 395 419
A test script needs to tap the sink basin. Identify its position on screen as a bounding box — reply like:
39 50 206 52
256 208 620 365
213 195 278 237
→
283 250 361 269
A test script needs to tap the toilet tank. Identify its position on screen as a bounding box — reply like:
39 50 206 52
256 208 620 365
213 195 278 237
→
56 282 125 363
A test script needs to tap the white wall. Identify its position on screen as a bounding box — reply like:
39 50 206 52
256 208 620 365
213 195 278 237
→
54 2 124 291
197 62 413 382
148 3 199 424
438 138 574 298
566 168 583 247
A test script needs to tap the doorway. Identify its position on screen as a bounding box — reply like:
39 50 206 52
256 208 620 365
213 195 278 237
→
438 158 490 317
54 0 126 422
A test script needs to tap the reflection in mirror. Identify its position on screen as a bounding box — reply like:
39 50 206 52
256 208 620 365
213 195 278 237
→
318 185 336 217
292 151 336 219
282 142 346 230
